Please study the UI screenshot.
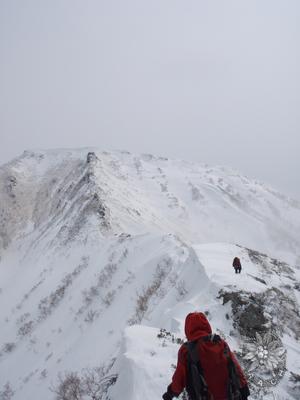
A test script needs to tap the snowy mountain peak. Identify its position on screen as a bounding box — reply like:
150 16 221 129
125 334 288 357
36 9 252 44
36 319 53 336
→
1 149 300 263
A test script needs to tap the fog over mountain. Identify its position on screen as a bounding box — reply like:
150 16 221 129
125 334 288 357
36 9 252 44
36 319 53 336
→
1 1 300 200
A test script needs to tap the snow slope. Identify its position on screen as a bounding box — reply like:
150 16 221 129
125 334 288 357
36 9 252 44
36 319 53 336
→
1 149 300 263
0 232 205 397
0 149 299 399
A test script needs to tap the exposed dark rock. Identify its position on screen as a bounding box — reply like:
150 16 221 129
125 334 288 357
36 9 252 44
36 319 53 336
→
0 232 9 249
244 246 294 276
86 193 108 223
239 303 267 337
290 372 300 383
219 286 300 341
247 274 267 285
288 372 300 398
5 175 17 198
219 290 268 338
245 247 268 265
86 152 97 164
7 176 17 186
262 287 300 340
294 283 300 291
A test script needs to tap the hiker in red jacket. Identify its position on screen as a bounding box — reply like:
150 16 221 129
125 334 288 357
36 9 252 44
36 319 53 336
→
233 257 242 274
162 312 250 400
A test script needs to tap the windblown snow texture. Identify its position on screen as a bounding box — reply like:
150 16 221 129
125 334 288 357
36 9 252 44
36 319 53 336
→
0 149 299 399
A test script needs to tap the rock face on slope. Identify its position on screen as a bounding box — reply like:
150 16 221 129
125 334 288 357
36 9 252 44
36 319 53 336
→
0 150 112 255
0 149 299 400
1 148 300 262
217 247 300 399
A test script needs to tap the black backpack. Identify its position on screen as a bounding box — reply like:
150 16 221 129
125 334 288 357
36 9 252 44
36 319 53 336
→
184 335 241 400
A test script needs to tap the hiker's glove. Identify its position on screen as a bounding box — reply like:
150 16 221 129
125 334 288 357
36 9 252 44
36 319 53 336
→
240 385 250 399
162 393 173 400
162 385 177 400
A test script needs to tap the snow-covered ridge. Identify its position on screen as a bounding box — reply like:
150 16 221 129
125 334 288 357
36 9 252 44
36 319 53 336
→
1 149 299 263
0 149 299 399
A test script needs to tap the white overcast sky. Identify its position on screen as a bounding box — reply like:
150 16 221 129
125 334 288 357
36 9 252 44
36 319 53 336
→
0 0 299 199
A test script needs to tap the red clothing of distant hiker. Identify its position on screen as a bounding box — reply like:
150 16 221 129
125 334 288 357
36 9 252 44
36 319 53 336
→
233 257 241 269
233 257 242 273
168 312 248 400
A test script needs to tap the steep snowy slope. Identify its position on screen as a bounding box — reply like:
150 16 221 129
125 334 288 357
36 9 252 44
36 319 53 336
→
0 149 299 399
111 243 300 400
0 232 209 399
1 149 300 263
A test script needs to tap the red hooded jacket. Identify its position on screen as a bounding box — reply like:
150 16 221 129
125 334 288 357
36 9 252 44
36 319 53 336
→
169 312 248 400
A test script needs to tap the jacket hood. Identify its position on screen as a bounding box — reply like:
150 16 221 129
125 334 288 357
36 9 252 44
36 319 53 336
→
184 312 212 341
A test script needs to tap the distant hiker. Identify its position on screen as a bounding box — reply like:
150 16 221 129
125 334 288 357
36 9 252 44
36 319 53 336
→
162 312 250 400
232 257 242 274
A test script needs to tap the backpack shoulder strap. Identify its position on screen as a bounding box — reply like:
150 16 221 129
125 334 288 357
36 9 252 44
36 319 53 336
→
185 340 200 365
202 334 221 344
223 342 241 399
184 339 210 400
